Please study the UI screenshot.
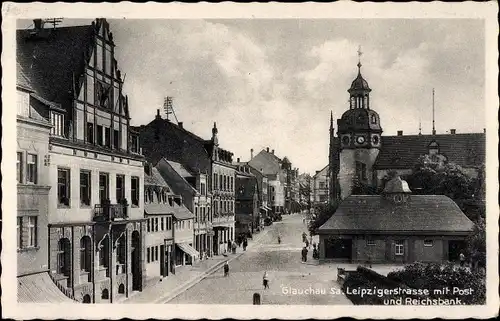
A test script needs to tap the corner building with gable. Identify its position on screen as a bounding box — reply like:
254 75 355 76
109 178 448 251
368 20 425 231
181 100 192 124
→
17 19 147 303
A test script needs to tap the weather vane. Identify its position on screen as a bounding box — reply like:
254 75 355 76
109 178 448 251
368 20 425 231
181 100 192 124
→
357 45 363 68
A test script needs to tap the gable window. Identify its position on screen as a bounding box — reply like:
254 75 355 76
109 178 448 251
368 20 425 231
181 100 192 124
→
17 91 30 117
428 141 439 156
131 176 140 206
424 240 433 247
97 125 104 146
17 152 23 183
58 168 71 206
116 175 125 203
130 134 139 153
395 240 404 256
17 217 22 249
99 173 109 203
104 127 111 147
113 129 119 149
50 111 64 137
96 81 111 108
80 170 91 206
87 122 94 144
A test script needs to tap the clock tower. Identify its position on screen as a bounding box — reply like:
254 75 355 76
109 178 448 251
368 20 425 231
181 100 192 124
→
335 49 383 199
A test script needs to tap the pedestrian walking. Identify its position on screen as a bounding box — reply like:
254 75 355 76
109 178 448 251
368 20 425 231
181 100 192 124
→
232 241 237 254
263 271 270 289
301 246 308 263
243 238 248 251
223 261 229 277
459 252 465 267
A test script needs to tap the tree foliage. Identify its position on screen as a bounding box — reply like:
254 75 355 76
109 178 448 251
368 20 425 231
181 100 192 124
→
308 201 339 235
466 216 486 268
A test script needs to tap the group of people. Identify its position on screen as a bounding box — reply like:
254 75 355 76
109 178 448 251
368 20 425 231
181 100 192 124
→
226 236 249 255
301 232 319 262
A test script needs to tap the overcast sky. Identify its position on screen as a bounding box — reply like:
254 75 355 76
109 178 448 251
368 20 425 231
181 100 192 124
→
18 18 485 174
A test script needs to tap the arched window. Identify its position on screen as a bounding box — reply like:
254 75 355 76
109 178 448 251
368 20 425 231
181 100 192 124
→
99 236 109 271
118 284 125 294
116 237 126 265
371 114 377 124
101 288 109 300
79 236 92 277
57 238 71 277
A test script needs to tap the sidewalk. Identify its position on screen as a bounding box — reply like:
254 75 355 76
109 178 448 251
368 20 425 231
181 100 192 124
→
120 228 270 304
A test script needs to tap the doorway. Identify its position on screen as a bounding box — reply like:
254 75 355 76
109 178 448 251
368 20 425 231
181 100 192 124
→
131 231 142 291
160 244 166 277
448 240 466 262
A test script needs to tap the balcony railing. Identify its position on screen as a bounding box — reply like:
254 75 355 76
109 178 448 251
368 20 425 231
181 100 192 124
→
94 202 128 222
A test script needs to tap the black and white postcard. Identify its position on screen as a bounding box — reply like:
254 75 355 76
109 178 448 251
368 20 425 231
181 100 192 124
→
2 2 498 319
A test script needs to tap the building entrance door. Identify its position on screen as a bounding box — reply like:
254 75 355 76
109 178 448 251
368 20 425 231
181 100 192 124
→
160 244 165 277
131 231 142 291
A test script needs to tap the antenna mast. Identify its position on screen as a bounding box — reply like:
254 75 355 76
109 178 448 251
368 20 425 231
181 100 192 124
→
44 18 63 29
432 88 436 135
163 96 179 124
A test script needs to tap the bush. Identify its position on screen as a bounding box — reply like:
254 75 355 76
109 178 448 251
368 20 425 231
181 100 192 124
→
387 262 486 305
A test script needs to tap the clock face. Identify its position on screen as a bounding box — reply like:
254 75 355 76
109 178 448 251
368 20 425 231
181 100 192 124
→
356 136 365 144
372 135 379 145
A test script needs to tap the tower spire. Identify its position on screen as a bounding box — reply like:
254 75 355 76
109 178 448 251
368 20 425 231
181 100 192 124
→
330 111 333 129
432 88 436 135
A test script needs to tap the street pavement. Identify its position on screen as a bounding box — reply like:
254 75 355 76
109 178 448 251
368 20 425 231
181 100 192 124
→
168 213 352 305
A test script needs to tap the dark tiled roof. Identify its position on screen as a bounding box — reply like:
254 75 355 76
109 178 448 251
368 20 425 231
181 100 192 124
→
317 195 474 234
172 205 194 220
374 133 485 169
144 167 169 188
248 149 282 176
134 118 212 174
17 25 95 109
144 203 174 215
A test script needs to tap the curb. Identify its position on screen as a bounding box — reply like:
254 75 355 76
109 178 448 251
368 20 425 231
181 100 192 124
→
159 228 272 304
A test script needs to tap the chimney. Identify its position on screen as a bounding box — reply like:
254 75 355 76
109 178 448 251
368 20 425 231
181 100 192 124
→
250 148 254 159
397 130 403 136
237 157 240 163
272 149 275 154
156 109 161 119
483 128 486 133
266 147 269 152
178 122 183 129
450 129 456 134
33 19 44 31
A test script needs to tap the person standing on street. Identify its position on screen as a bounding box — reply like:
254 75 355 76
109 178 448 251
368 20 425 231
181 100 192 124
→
232 241 237 254
459 252 466 267
301 246 308 263
263 271 269 289
243 238 248 251
223 261 229 277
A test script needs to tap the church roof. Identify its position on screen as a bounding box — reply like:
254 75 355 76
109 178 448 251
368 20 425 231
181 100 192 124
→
317 195 474 235
374 133 485 169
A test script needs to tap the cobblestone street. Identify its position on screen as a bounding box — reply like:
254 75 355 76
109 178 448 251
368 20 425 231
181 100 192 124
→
168 213 352 305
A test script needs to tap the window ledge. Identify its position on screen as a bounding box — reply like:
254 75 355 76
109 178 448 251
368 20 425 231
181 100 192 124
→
131 204 139 208
18 246 40 252
58 205 71 209
80 205 92 209
80 271 90 276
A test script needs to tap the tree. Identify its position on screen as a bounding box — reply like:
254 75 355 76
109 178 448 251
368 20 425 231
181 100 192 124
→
308 201 339 235
406 155 475 200
466 216 486 269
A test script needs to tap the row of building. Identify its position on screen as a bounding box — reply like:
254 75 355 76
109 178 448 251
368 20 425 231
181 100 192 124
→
15 18 303 304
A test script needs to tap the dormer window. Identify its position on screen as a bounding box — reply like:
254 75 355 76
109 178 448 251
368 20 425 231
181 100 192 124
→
50 111 65 137
371 114 377 124
130 133 139 153
428 141 439 156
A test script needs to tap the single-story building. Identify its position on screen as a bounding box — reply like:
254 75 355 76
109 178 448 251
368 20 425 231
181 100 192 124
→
317 175 474 264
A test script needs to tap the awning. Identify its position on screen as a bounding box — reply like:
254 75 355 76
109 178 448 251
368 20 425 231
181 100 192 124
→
176 243 199 259
18 272 75 303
